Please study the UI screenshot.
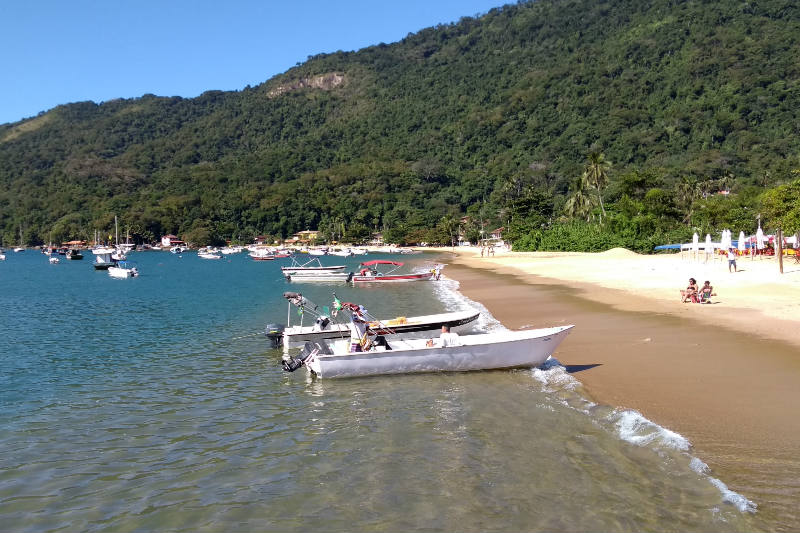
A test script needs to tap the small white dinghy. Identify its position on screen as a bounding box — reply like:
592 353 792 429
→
283 325 574 378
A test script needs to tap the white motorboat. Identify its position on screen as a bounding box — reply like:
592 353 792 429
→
307 248 327 256
170 245 185 254
282 325 574 378
92 246 116 270
281 257 346 274
198 248 222 259
249 248 275 261
328 248 353 257
284 271 353 282
351 260 434 283
274 300 481 350
108 261 139 278
49 256 60 264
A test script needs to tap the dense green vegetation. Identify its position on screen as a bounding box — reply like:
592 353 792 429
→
1 0 800 249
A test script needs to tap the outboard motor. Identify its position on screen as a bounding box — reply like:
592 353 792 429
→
282 354 306 372
265 323 285 348
282 341 328 373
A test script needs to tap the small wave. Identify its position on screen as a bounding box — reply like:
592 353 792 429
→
690 458 758 513
610 409 691 451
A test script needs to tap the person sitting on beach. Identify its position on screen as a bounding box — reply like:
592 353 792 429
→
700 280 716 303
680 278 699 303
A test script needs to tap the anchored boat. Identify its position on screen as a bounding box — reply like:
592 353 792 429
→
283 325 574 378
272 292 481 349
351 260 434 283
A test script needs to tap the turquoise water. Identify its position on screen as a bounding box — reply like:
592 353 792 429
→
0 251 763 531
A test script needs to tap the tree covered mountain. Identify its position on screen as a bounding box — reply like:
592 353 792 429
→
2 0 799 248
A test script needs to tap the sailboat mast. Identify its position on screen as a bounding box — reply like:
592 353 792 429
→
115 216 119 247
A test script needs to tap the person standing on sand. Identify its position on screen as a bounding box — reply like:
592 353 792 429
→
727 247 737 273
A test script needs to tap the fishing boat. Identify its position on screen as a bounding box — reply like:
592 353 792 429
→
91 246 116 270
280 257 346 275
351 260 434 283
271 292 482 350
283 324 574 378
65 248 84 260
108 261 138 278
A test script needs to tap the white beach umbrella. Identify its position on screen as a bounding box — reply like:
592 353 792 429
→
738 231 746 253
720 229 727 250
756 225 765 250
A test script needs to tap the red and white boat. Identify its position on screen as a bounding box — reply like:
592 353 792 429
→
351 260 434 283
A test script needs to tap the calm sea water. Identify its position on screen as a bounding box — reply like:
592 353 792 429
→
0 251 764 531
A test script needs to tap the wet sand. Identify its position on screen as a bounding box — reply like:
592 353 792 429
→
435 253 800 529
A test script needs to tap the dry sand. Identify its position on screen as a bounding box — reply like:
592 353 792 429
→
423 246 800 524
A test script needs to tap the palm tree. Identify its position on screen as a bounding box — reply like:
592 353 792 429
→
582 151 611 222
675 177 701 225
564 176 595 221
439 215 459 249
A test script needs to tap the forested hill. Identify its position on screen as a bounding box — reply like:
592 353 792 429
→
2 0 800 248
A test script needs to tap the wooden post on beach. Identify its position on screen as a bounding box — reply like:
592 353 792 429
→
777 228 783 274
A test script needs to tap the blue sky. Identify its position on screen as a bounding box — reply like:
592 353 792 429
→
0 0 508 125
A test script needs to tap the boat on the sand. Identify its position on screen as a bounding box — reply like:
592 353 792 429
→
351 260 434 283
282 325 574 378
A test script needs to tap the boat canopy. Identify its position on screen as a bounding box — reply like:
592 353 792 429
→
360 260 403 267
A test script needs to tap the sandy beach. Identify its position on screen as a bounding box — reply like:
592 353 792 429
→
426 246 800 526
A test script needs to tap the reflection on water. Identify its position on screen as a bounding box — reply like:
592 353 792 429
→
0 252 766 531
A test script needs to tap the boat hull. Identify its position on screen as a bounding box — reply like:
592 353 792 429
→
282 309 481 349
351 272 434 283
281 265 346 273
303 326 573 378
284 272 353 282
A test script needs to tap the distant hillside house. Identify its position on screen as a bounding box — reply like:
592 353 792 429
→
161 234 184 247
254 235 270 245
491 227 504 240
291 230 320 244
